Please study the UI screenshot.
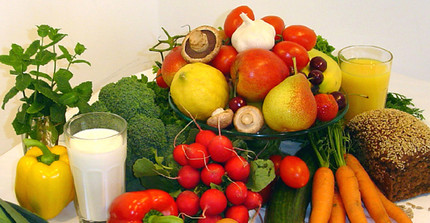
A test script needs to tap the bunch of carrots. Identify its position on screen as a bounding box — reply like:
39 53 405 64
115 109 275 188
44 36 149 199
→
308 121 412 223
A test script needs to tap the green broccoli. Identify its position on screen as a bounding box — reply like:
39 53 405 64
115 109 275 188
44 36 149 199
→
89 100 109 112
98 75 160 122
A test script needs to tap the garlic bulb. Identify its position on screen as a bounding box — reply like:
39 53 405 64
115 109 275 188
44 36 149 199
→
231 13 276 53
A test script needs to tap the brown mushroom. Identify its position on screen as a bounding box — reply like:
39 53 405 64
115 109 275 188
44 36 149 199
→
181 25 222 63
233 106 264 133
207 108 234 129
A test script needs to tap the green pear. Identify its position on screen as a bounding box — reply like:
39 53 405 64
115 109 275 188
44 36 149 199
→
262 74 317 132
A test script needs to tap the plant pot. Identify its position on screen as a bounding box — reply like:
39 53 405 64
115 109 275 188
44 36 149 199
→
22 116 59 154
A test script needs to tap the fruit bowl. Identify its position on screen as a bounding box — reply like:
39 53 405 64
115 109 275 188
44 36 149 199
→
169 94 348 140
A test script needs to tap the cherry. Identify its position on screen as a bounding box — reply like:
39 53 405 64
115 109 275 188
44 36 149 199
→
331 91 346 110
229 96 247 112
309 56 327 72
308 70 324 85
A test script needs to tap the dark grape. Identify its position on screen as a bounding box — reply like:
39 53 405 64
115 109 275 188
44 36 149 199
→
229 96 247 112
310 56 327 72
331 91 346 110
308 70 324 85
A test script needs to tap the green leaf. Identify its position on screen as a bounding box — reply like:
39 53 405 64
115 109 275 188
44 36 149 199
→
58 45 72 61
12 109 30 135
34 50 56 66
43 33 67 49
37 25 51 37
133 157 159 177
15 73 33 91
29 70 52 81
2 87 19 109
74 81 92 103
53 68 73 92
0 198 29 223
74 42 86 55
24 40 40 57
0 55 16 66
246 159 276 192
11 44 24 56
33 80 60 103
59 92 78 106
71 59 91 66
76 101 91 113
49 104 66 124
26 101 45 114
0 206 12 223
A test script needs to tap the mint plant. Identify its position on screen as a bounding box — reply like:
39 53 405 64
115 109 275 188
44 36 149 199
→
0 24 92 142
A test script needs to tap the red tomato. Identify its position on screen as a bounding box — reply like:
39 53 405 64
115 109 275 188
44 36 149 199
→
261 15 285 41
224 6 255 38
155 69 168 88
269 154 283 176
282 25 317 51
272 41 310 71
279 156 310 188
210 45 238 76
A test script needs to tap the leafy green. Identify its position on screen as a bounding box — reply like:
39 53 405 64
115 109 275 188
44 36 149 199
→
0 24 92 142
314 35 337 62
385 92 425 120
0 199 30 223
246 159 276 192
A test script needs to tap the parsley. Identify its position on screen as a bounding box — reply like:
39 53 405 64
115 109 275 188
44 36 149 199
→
385 92 425 120
314 35 337 62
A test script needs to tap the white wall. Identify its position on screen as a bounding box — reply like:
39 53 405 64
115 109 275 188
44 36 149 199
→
1 0 429 154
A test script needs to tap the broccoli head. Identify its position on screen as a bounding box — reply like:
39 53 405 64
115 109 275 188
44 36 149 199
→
98 75 161 122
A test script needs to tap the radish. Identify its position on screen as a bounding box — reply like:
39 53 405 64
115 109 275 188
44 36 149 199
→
176 190 200 216
177 165 200 189
225 205 249 223
224 156 250 182
207 135 235 163
185 143 210 169
173 144 188 166
225 181 248 205
200 163 225 186
243 190 263 210
195 129 216 147
197 214 222 223
199 188 227 216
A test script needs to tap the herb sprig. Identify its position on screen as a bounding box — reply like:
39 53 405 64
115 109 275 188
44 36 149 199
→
0 24 92 141
385 92 424 120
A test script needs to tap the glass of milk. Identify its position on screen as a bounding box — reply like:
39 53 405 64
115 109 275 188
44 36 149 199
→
64 112 127 223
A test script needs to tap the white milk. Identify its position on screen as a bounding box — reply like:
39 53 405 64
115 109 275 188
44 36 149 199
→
67 128 126 221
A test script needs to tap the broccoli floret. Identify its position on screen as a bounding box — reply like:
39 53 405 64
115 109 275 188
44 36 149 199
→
98 75 161 122
89 100 109 112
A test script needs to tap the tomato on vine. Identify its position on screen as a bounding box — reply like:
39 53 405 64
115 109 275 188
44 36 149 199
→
155 69 168 88
224 5 255 38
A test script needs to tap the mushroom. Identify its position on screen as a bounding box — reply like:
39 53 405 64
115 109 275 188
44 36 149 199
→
233 106 264 133
181 25 222 63
207 108 234 129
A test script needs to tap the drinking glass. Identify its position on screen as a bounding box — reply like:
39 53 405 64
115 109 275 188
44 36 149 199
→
338 45 393 121
64 112 127 223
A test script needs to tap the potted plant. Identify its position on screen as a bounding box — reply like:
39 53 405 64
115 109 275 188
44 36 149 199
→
0 24 92 153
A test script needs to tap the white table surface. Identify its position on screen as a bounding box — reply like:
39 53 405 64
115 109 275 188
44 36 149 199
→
1 71 429 223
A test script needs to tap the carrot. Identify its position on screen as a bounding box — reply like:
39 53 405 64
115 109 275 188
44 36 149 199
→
377 188 412 223
335 165 367 223
329 189 346 223
345 154 391 223
309 166 335 223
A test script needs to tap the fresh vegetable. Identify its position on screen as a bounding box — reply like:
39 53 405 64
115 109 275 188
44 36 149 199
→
225 205 249 223
108 189 179 223
233 105 264 133
279 155 310 189
15 139 74 220
376 188 412 223
176 190 200 216
142 210 183 223
329 189 346 223
177 165 201 189
225 182 248 205
155 69 169 88
231 13 276 53
200 163 225 186
181 25 222 63
273 40 310 71
264 145 318 223
224 156 250 182
207 135 234 163
223 6 255 38
199 189 228 216
242 191 262 210
160 46 188 86
210 45 238 76
261 15 285 41
385 92 425 120
0 24 92 146
282 25 317 51
185 143 210 169
0 198 39 223
345 154 391 223
313 35 337 61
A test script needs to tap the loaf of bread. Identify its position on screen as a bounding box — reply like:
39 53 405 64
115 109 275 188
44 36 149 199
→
346 108 430 201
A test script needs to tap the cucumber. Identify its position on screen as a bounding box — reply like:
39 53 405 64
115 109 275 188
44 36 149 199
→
264 144 318 223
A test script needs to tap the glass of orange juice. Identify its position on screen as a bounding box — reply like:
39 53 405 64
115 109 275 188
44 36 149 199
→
338 45 393 121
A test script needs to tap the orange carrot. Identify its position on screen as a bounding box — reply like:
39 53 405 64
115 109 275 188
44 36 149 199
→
329 189 346 223
345 154 391 223
377 188 412 223
309 166 335 223
335 165 367 223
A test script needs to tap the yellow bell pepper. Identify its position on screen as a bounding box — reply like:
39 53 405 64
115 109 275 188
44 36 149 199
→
15 139 75 220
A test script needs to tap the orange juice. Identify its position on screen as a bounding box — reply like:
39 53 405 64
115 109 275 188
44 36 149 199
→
340 58 391 121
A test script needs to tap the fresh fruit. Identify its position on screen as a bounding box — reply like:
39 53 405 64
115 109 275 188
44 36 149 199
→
309 56 327 72
282 25 317 51
262 74 317 132
279 156 310 189
210 45 238 76
270 154 283 176
261 15 285 41
155 69 169 88
272 41 310 71
216 218 239 223
228 96 247 112
170 62 229 120
301 49 342 93
314 93 339 122
230 48 290 102
308 69 324 85
224 6 255 38
160 46 188 86
331 91 347 110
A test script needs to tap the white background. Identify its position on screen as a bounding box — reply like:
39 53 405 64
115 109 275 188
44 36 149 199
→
1 0 429 154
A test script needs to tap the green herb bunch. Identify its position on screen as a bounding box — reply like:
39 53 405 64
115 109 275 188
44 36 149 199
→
0 24 92 143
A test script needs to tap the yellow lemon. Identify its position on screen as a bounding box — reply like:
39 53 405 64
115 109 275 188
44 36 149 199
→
170 62 229 120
